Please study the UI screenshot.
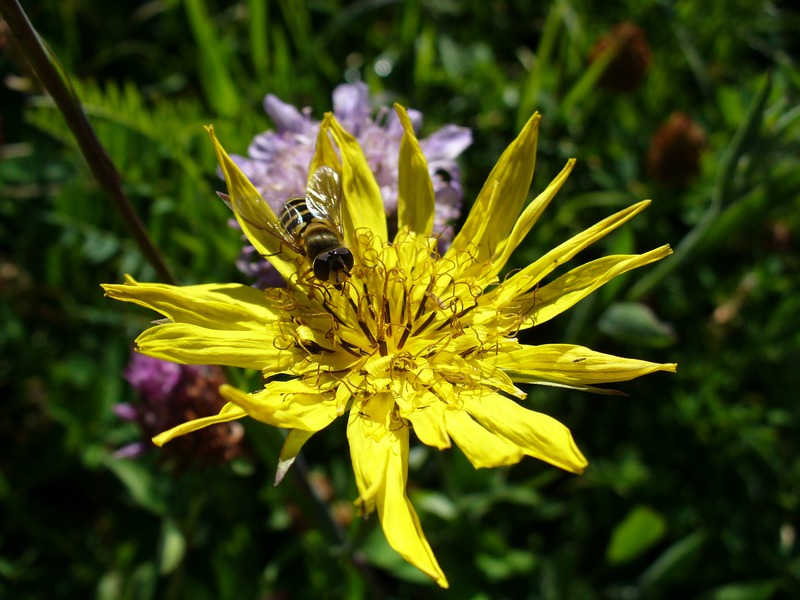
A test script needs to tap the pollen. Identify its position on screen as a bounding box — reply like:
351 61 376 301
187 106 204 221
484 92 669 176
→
270 227 500 413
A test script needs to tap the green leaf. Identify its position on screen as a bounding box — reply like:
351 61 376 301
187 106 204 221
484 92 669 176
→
361 526 435 585
103 455 167 516
606 505 667 565
412 491 458 521
598 302 677 347
158 519 187 575
476 549 538 582
82 228 121 263
704 579 780 600
126 561 158 600
96 570 123 600
638 530 707 589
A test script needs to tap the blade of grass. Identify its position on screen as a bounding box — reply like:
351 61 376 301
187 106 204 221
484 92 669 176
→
270 25 293 100
516 0 563 129
413 23 437 87
627 72 773 301
248 0 270 86
183 0 241 117
0 0 177 284
559 27 625 117
277 0 337 80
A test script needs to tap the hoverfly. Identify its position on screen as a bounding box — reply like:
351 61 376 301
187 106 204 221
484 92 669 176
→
280 166 354 286
224 166 354 286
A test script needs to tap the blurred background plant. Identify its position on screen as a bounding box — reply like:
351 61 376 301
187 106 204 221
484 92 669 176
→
1 0 799 598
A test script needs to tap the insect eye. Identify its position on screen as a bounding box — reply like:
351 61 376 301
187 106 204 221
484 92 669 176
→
313 257 331 282
313 249 354 283
336 248 355 272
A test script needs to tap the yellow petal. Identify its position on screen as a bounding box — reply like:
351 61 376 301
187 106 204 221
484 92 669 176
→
530 246 672 325
102 277 279 329
406 398 450 450
464 390 588 474
308 113 342 181
220 384 338 432
347 400 391 514
377 435 449 588
530 199 652 286
135 323 300 372
395 104 435 237
446 113 541 266
206 125 298 281
482 200 652 306
347 396 448 588
488 159 575 278
474 360 526 399
445 409 523 468
275 429 315 485
484 344 677 388
326 114 388 248
152 402 247 446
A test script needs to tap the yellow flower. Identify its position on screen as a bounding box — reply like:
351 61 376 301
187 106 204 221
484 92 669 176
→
103 107 676 588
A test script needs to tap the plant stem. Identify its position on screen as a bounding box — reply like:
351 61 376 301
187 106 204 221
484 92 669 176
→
0 0 177 285
290 452 388 598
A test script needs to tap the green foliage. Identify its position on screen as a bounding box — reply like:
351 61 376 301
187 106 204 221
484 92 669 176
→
605 505 667 565
1 0 799 598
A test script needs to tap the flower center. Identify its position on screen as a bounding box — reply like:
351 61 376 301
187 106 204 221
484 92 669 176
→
260 229 531 413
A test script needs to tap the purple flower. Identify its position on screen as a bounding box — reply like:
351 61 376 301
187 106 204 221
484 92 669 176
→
229 82 472 288
124 352 182 403
114 352 243 466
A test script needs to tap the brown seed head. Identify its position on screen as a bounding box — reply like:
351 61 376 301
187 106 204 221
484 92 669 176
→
647 112 707 188
589 21 652 93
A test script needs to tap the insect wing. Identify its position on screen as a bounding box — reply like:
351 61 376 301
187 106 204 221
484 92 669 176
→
305 166 343 227
229 192 304 255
